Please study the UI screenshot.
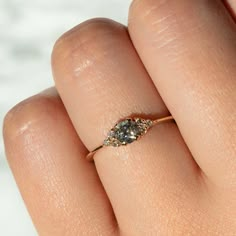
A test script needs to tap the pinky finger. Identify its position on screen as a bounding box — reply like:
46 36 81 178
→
3 88 117 236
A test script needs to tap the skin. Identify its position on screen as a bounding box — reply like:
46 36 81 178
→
3 0 236 235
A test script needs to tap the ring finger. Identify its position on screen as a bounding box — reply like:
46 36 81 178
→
52 18 200 235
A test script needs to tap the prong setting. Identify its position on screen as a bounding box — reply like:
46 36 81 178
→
103 118 153 147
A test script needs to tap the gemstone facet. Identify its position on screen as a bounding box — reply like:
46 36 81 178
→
103 118 153 147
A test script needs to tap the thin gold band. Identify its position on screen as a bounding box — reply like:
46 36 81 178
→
86 115 174 161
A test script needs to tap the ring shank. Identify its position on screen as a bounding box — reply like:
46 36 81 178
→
152 115 174 125
86 145 103 161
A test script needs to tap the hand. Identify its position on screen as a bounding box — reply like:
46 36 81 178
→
3 0 236 235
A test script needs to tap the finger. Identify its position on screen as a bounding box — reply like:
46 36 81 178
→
52 19 201 235
3 88 117 236
225 0 236 17
128 0 236 187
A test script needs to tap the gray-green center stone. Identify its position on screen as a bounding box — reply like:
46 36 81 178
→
115 119 141 144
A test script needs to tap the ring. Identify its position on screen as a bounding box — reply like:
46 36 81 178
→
86 115 174 161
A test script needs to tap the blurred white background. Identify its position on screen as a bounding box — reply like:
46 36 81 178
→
0 0 131 234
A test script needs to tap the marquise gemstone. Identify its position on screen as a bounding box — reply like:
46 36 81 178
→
103 118 153 147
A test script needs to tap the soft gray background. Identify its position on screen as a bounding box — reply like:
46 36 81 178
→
0 0 131 235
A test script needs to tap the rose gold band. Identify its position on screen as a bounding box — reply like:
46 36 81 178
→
86 115 174 161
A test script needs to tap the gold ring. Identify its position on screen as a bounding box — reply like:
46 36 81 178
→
86 115 174 161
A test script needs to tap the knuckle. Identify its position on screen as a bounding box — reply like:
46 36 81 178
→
52 18 125 81
129 0 190 53
129 0 169 24
3 91 60 143
129 0 178 48
52 18 122 62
